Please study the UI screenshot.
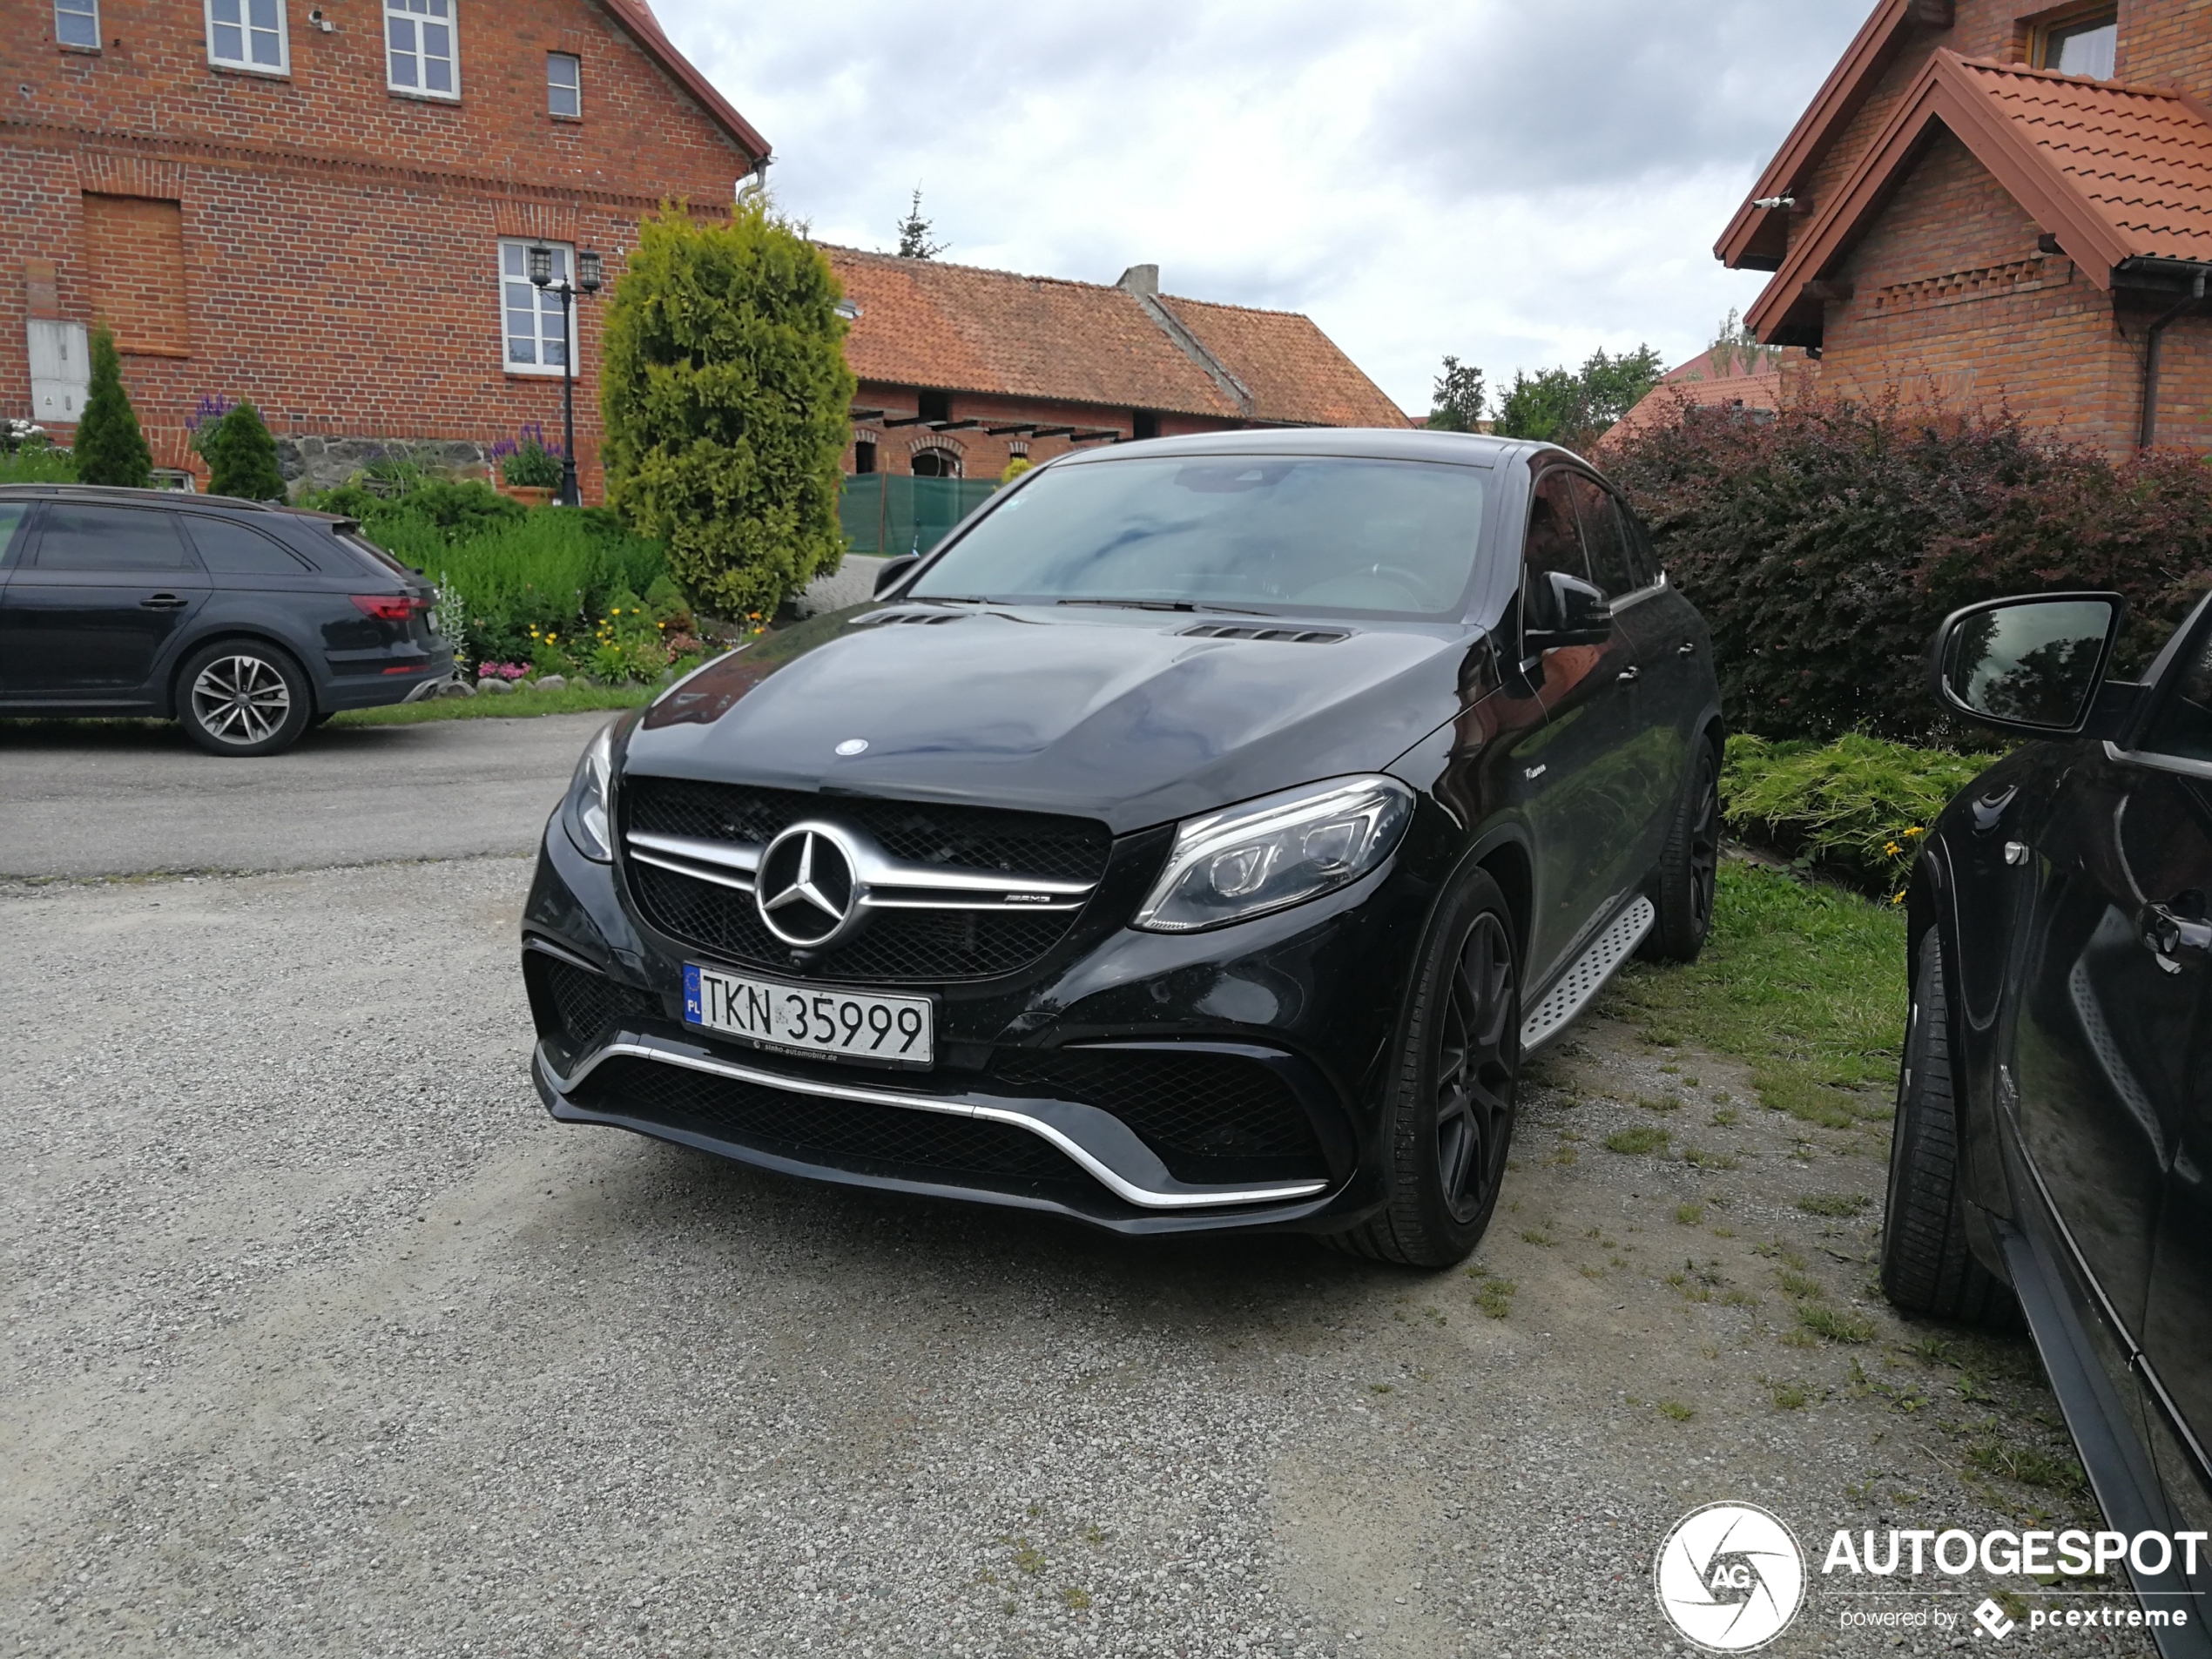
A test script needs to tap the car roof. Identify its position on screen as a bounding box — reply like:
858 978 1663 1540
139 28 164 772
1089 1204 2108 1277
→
1045 426 1578 470
0 482 333 518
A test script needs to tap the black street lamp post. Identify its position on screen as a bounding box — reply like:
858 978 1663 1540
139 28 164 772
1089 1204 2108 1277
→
528 244 604 507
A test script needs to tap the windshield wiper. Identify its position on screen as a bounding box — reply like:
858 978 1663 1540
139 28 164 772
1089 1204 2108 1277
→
1054 598 1269 617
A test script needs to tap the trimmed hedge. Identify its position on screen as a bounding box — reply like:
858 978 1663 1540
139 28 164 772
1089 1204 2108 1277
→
1605 396 2212 745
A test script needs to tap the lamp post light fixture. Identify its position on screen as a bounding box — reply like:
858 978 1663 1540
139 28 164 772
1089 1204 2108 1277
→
527 243 604 507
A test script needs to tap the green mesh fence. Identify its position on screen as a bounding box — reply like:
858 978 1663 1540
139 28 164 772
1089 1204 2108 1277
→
840 474 999 556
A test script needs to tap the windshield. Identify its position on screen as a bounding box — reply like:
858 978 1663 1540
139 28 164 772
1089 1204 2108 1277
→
908 455 1488 618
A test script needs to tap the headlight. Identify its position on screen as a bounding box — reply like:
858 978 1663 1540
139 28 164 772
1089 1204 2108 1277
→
562 723 616 862
1132 775 1413 934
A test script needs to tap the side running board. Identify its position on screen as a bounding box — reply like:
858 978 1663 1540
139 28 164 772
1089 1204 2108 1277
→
1520 896 1655 1054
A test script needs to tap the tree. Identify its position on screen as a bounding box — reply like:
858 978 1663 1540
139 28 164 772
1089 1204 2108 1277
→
600 199 856 620
73 324 152 489
1700 307 1778 380
1426 355 1486 431
1494 344 1666 451
895 187 948 259
205 397 287 500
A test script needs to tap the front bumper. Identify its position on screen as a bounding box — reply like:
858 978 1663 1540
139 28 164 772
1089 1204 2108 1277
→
520 801 1441 1237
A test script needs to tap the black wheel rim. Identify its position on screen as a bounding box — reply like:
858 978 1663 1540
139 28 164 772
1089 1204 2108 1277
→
1689 759 1721 936
1433 912 1519 1225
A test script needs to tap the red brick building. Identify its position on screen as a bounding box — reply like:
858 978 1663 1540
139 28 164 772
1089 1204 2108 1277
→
1719 0 2212 455
3 0 767 496
824 250 1407 485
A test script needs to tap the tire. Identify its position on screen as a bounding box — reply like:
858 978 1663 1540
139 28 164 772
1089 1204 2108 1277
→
175 639 314 757
1879 929 2020 1325
1325 869 1521 1269
1642 737 1720 964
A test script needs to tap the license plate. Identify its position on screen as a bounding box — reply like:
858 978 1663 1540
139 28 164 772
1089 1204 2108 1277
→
683 963 934 1067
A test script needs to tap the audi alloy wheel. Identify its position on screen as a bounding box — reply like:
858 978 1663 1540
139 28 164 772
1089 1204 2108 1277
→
178 640 314 757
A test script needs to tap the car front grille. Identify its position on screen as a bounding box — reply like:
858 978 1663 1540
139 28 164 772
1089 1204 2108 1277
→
573 1055 1083 1188
990 1048 1327 1183
621 777 1112 982
542 956 662 1049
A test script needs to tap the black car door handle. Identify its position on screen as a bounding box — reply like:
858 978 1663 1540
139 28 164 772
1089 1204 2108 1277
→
139 593 189 610
2142 900 2212 973
1677 640 1698 656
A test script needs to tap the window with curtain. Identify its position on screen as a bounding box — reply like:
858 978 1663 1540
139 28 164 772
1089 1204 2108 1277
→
499 240 574 374
206 0 287 71
548 52 581 118
55 0 99 49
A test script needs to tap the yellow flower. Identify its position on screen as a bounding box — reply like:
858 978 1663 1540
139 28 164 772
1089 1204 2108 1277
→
1891 892 1906 906
1883 841 1903 858
1903 826 1925 838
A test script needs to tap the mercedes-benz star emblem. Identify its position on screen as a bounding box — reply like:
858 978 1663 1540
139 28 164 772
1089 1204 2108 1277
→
756 823 860 947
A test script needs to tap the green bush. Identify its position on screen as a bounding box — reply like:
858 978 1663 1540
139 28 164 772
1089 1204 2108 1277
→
1721 732 1999 899
1605 395 2212 745
72 325 152 489
205 397 287 500
600 199 854 619
0 445 74 484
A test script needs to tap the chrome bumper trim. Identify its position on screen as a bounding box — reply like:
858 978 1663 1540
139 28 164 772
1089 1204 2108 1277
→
537 1035 1329 1212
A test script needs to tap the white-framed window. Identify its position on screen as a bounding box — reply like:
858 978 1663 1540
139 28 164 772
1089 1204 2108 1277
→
55 0 100 50
206 0 287 72
386 0 458 98
499 240 575 374
547 51 581 118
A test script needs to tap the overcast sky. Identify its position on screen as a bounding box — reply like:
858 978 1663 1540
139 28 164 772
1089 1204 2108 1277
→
651 0 1874 417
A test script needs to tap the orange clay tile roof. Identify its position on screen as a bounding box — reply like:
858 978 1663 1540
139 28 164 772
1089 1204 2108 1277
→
1749 53 2212 341
1950 58 2212 265
1156 294 1411 428
1603 347 1808 445
821 246 1406 427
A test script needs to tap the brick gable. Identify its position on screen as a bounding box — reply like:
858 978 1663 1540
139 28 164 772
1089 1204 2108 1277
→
1 0 768 497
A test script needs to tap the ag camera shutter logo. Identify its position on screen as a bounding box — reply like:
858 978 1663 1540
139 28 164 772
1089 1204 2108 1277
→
1655 1501 1807 1651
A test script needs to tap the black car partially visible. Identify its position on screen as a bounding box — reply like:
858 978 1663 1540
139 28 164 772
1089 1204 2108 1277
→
1888 586 2212 1654
521 429 1724 1266
0 483 450 755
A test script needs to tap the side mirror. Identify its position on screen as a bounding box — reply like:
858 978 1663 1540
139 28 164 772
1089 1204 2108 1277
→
1931 591 2126 736
872 552 921 598
1522 570 1612 654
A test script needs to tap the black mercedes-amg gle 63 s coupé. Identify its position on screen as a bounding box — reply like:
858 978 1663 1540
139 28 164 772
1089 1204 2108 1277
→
521 428 1723 1265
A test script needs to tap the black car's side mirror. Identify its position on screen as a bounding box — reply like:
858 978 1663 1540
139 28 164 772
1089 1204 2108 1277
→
1931 591 2128 736
1522 570 1613 654
873 552 921 597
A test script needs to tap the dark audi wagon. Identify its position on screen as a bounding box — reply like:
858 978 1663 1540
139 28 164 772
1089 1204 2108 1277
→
0 484 450 754
522 429 1723 1265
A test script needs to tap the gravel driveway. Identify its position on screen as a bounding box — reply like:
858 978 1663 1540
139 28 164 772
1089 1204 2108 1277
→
0 727 2146 1657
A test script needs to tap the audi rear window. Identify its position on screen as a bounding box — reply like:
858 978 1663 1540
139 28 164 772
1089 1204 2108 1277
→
329 526 417 577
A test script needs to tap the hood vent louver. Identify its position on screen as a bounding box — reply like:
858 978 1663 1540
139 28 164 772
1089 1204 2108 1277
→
857 608 964 626
1180 623 1351 644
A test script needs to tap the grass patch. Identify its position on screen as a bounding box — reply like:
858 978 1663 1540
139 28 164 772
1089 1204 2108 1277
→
1797 1191 1871 1218
1965 1439 2088 1496
1722 733 1997 897
1467 1272 1516 1320
1779 1271 1826 1301
330 684 654 726
1674 1202 1706 1226
1796 1303 1876 1344
1605 1125 1670 1156
1683 1145 1741 1171
1604 863 1906 1128
1656 1399 1696 1422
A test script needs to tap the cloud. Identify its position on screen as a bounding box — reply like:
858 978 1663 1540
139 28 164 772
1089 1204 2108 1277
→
651 0 1874 415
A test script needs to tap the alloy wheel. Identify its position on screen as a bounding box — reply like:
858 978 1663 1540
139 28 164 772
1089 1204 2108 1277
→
1433 911 1518 1225
1689 759 1721 936
191 654 293 746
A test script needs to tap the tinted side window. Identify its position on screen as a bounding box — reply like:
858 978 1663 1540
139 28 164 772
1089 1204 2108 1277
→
1618 506 1659 590
2142 615 2212 764
33 505 193 571
1566 475 1636 597
0 503 30 569
185 516 314 575
1523 471 1588 585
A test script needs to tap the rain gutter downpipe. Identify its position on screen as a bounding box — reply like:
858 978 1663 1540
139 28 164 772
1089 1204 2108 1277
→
2139 266 2207 450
